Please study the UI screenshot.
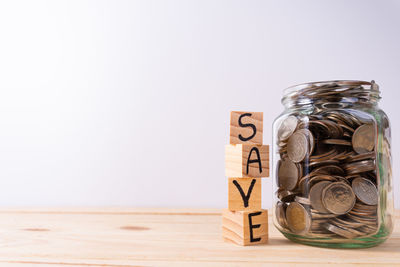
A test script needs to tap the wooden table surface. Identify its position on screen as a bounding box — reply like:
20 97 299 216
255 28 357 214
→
0 208 399 266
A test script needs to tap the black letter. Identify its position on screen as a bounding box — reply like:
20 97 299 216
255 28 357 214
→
246 147 262 174
238 113 256 142
232 179 257 208
248 212 262 242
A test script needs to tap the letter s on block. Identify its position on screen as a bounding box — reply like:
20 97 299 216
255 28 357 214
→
238 113 256 142
229 111 263 145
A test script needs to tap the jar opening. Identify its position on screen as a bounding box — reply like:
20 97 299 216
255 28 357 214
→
282 80 381 108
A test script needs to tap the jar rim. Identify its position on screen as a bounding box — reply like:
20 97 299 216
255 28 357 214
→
282 80 380 107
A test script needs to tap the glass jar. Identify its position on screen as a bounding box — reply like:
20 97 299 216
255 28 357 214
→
272 80 393 248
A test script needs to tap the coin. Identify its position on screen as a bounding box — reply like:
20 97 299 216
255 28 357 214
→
352 124 375 154
311 165 344 176
295 196 311 205
308 159 339 168
371 80 379 91
308 120 343 139
322 139 352 146
310 146 338 162
297 128 315 154
324 223 357 239
306 175 337 189
277 189 298 202
287 131 308 163
278 115 298 141
275 81 382 239
359 225 378 234
286 202 311 234
335 152 355 162
310 211 338 219
278 159 299 190
346 151 375 162
353 202 377 212
331 217 364 228
352 177 378 205
275 202 288 229
309 181 331 213
322 182 356 215
338 123 355 133
344 160 375 175
346 213 377 226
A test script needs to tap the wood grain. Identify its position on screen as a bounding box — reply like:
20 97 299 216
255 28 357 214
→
225 144 270 178
230 111 263 145
222 209 268 245
228 178 261 211
0 208 398 266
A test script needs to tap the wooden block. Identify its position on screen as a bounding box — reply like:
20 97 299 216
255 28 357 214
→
225 144 269 178
222 209 268 246
230 111 263 145
228 178 261 211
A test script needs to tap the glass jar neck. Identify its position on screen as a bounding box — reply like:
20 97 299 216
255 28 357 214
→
282 80 381 109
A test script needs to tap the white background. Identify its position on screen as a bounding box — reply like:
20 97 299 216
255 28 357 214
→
0 0 399 208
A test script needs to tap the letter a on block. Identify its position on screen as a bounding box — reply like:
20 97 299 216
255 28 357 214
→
222 209 268 246
225 144 269 178
228 178 261 211
230 111 263 145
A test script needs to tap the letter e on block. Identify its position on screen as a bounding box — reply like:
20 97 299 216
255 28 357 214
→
222 209 268 246
228 178 261 211
230 111 263 145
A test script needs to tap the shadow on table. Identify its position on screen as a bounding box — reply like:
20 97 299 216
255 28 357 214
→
264 237 400 253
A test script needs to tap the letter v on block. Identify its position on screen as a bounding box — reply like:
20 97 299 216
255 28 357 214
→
228 178 261 211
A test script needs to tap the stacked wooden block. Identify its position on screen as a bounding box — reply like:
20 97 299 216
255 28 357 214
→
222 111 270 246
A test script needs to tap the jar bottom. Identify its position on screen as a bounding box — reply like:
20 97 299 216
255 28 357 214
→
279 227 390 249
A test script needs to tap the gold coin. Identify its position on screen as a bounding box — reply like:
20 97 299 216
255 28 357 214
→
352 124 375 154
286 202 311 234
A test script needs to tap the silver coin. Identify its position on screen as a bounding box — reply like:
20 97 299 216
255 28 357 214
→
322 182 356 215
297 128 315 154
275 202 288 229
278 115 298 141
287 131 308 163
278 159 299 190
352 177 378 205
344 160 375 175
309 181 331 213
275 82 382 238
324 223 357 239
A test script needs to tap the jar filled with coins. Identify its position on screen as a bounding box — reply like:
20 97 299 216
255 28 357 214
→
273 80 393 248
